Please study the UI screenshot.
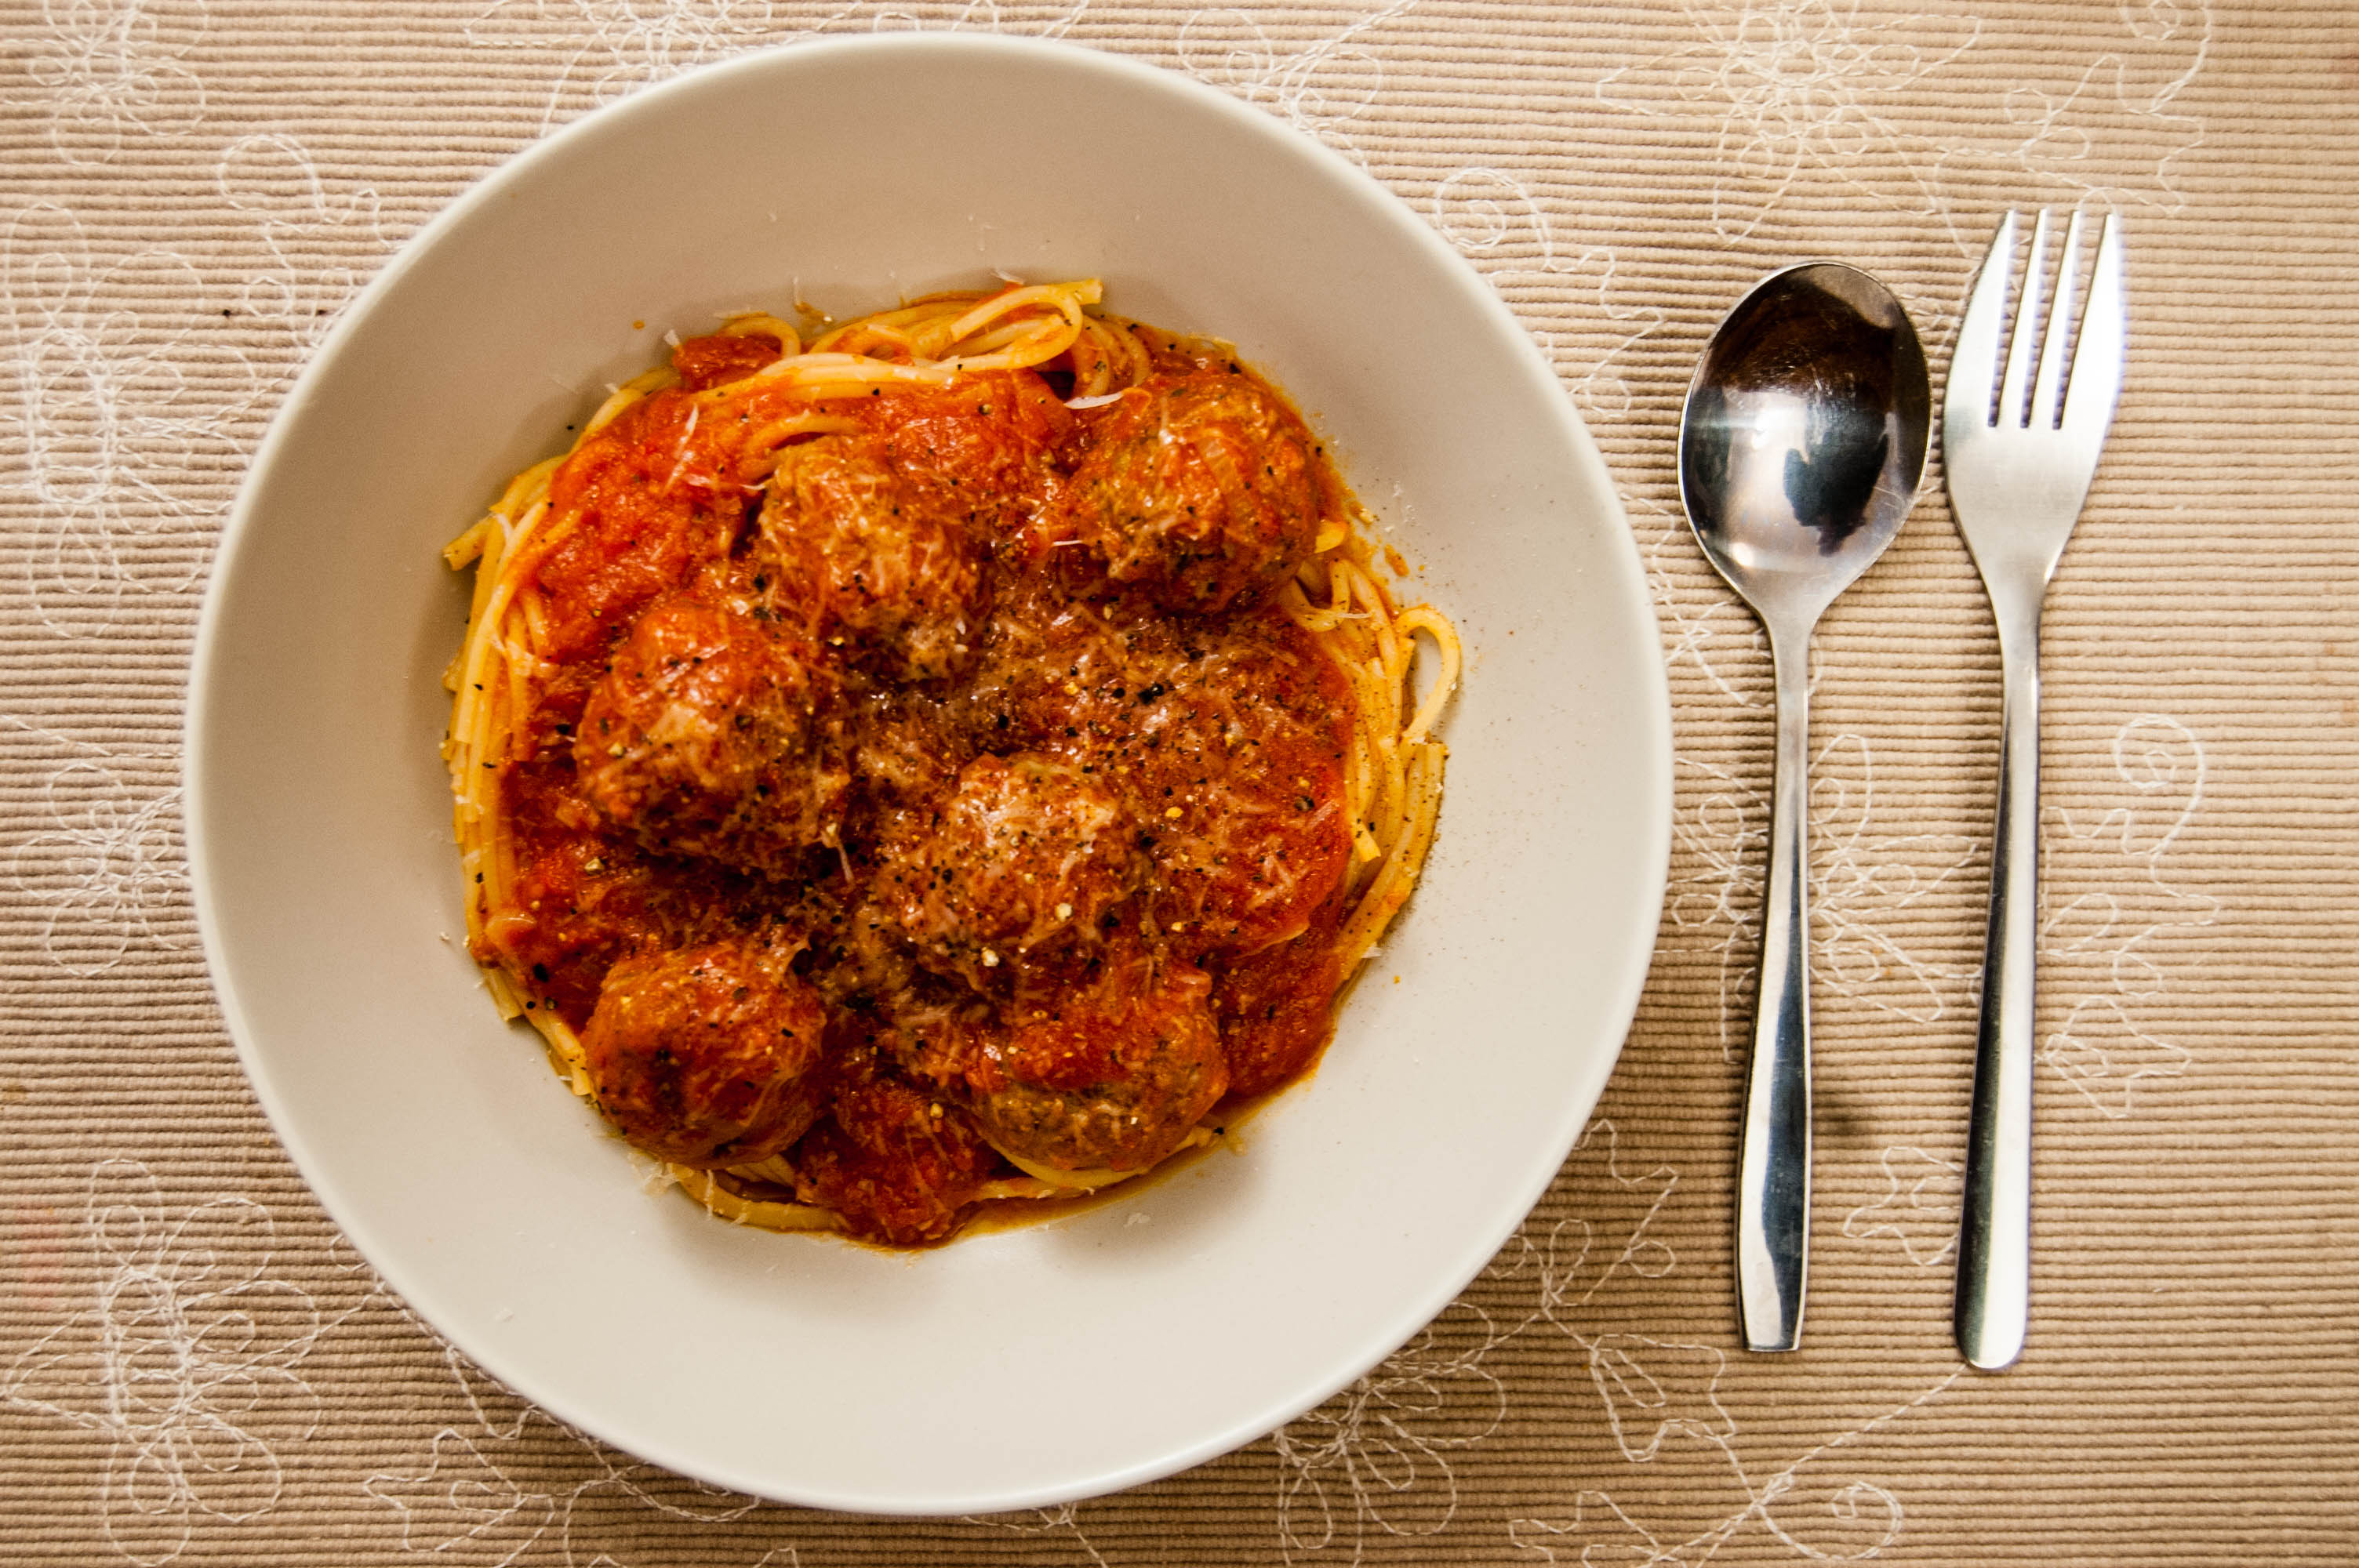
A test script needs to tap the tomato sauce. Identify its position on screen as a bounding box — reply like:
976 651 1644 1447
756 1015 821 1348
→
482 328 1358 1245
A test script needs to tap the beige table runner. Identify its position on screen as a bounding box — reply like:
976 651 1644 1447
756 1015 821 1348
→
5 2 2356 1562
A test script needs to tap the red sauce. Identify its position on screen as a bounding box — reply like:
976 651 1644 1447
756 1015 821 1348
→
482 329 1358 1246
532 394 751 662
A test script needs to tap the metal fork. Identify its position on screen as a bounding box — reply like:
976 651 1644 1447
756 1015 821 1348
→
1943 209 2127 1371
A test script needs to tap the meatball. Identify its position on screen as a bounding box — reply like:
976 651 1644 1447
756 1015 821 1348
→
578 934 829 1168
1050 368 1322 612
964 588 1354 957
1121 615 1354 955
871 753 1143 989
792 1075 999 1246
1213 898 1347 1102
850 370 1076 543
754 435 987 682
968 949 1228 1173
574 585 848 874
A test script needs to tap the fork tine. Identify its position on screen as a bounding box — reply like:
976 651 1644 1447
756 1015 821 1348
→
2030 210 2085 430
1946 211 2018 431
1997 209 2052 429
2063 212 2127 437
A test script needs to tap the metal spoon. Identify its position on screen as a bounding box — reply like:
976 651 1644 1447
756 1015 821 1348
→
1679 263 1930 1352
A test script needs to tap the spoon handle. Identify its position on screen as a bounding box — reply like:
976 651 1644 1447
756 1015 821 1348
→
1737 626 1813 1352
1955 602 2042 1370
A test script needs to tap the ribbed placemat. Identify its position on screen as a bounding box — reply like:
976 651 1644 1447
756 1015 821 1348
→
4 2 2355 1562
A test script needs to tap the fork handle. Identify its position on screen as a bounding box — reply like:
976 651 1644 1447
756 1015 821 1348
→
1956 604 2042 1370
1736 623 1813 1352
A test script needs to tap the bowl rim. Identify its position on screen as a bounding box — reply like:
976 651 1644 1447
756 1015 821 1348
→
186 28 1673 1514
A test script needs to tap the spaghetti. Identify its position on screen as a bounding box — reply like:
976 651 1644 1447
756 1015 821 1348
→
442 281 1459 1245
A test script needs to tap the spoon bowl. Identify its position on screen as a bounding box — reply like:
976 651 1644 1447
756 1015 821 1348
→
1679 262 1928 1352
1683 264 1930 624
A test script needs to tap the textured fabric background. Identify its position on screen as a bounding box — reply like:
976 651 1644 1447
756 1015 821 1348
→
3 2 2355 1563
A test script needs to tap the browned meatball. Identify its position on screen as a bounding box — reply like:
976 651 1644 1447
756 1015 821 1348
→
870 753 1143 989
574 585 847 874
754 435 988 682
967 948 1227 1173
1051 368 1322 612
960 584 1354 957
849 371 1077 544
1213 894 1347 1102
792 1075 1000 1246
578 934 829 1168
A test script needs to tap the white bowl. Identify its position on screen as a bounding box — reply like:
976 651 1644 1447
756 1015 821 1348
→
189 34 1669 1515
